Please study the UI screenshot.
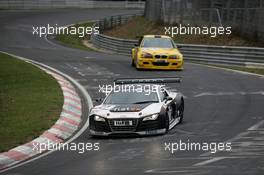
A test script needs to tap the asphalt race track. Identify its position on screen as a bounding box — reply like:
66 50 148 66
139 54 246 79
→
1 9 264 175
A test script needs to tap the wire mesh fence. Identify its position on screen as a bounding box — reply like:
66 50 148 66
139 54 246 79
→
144 0 264 42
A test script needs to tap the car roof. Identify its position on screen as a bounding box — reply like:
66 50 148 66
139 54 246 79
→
143 35 171 39
118 83 163 87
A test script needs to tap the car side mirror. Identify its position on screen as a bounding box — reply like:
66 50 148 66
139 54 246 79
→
134 43 139 47
165 97 173 103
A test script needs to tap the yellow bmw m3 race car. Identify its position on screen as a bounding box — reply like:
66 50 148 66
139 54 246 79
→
131 35 184 70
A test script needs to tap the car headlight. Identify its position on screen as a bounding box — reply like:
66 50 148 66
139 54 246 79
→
143 114 159 121
141 52 153 58
94 115 105 122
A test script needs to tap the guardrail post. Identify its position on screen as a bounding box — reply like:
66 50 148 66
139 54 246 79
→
110 16 114 29
104 18 108 30
119 15 122 26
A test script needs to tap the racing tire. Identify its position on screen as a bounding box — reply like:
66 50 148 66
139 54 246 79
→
165 107 172 133
178 101 184 124
131 59 135 67
135 63 141 70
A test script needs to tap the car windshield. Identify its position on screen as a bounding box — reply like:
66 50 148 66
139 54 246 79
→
141 38 174 48
104 90 159 104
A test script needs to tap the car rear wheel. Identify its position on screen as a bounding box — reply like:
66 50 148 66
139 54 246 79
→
131 59 135 67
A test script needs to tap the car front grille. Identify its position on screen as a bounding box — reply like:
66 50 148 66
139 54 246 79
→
155 55 168 59
108 119 138 132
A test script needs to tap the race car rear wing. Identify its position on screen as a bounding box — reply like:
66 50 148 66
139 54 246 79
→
115 77 181 84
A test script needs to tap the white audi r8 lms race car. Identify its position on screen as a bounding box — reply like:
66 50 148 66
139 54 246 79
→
89 78 184 136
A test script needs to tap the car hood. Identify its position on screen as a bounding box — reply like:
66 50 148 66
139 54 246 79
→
109 104 150 112
140 48 181 55
90 103 163 119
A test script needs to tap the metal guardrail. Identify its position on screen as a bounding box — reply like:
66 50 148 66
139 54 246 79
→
0 1 145 9
91 14 264 67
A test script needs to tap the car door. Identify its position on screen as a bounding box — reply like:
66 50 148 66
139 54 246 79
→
160 89 175 122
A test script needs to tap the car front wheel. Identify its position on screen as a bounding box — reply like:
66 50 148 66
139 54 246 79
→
178 102 184 124
165 106 173 132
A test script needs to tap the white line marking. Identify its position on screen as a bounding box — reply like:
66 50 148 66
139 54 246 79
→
78 71 86 77
248 120 264 131
194 91 264 97
145 169 191 174
194 157 226 166
196 119 264 165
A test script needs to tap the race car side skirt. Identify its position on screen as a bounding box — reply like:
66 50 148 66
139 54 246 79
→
169 117 181 130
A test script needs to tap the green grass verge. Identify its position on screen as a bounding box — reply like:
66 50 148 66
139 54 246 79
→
103 16 264 47
0 53 63 152
55 22 93 50
212 65 264 75
191 61 264 75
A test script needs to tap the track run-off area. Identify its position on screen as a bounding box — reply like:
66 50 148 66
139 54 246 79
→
0 9 264 175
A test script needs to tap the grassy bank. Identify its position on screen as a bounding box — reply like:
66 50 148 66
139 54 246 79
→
55 22 93 50
191 62 264 75
0 53 63 152
211 65 264 75
103 16 264 47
